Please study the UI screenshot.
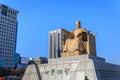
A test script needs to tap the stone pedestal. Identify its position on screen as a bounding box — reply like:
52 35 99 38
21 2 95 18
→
22 55 120 80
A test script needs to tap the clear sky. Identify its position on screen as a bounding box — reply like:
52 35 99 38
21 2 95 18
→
0 0 120 64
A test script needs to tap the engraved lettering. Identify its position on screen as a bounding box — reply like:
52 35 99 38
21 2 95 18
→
64 68 69 75
51 69 55 76
57 70 62 74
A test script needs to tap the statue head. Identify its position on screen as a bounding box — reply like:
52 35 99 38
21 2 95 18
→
76 20 81 29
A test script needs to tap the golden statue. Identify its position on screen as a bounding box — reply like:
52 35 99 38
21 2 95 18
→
61 20 96 57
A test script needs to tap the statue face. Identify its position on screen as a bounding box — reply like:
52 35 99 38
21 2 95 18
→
76 25 79 29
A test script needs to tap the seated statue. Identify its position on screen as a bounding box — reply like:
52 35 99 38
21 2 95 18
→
62 20 88 57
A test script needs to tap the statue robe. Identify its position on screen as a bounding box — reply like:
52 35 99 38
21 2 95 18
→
63 28 85 53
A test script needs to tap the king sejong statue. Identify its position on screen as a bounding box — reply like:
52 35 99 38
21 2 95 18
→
62 20 96 57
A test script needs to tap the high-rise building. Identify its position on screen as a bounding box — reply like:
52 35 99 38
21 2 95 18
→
0 4 18 69
48 29 67 58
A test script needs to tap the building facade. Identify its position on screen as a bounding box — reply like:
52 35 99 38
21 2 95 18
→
48 29 67 58
14 53 20 68
0 4 18 69
34 57 48 64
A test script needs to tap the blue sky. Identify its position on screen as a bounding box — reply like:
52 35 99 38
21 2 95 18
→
0 0 120 64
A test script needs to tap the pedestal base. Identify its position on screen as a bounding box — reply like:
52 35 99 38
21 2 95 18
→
22 55 120 80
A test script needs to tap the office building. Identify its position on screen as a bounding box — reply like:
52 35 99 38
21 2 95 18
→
14 53 20 68
21 57 29 64
48 29 67 58
0 4 18 69
17 57 29 69
34 57 48 64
